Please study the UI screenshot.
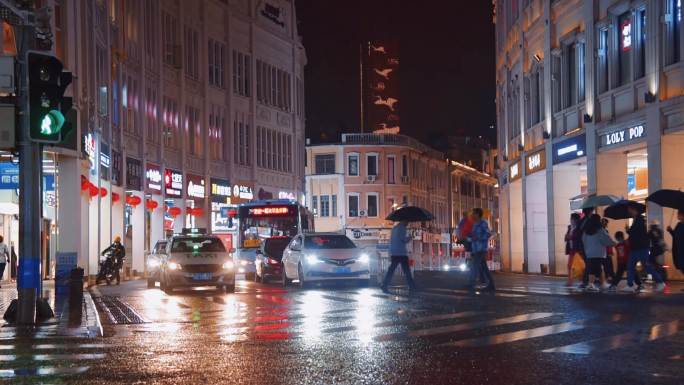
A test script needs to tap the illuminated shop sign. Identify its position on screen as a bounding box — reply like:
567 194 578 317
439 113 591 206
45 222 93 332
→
553 134 586 164
600 124 645 148
187 174 206 200
525 149 546 174
621 17 632 51
164 169 183 198
210 178 231 203
278 191 296 200
146 163 162 194
509 160 522 182
233 184 254 200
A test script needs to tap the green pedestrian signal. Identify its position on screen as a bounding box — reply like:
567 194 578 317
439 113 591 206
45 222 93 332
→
26 51 72 143
40 110 65 135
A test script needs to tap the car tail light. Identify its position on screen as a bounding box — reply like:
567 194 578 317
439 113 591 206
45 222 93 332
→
267 258 280 265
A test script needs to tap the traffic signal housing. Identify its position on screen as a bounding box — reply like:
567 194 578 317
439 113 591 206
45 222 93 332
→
26 51 72 143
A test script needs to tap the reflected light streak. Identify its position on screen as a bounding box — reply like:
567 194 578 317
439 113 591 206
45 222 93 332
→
300 291 327 344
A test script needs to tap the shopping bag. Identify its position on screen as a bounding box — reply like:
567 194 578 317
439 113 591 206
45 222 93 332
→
571 253 585 279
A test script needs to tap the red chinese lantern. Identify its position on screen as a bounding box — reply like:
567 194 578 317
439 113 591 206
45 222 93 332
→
88 183 99 198
125 195 142 207
81 175 89 191
227 209 237 218
192 207 204 217
112 192 121 203
146 199 159 211
99 187 107 198
167 206 182 217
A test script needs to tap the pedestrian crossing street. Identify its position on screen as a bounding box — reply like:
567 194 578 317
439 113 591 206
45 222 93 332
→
115 283 684 360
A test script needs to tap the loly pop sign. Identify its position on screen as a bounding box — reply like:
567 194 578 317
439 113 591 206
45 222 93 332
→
600 124 645 148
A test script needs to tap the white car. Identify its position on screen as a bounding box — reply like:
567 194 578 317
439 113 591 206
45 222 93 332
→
281 233 371 288
158 234 236 293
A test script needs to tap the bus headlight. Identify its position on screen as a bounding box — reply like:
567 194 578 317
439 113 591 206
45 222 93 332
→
222 261 235 270
306 255 321 265
168 262 181 271
358 254 370 264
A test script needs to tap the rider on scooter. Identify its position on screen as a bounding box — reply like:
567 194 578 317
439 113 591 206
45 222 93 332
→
101 236 126 284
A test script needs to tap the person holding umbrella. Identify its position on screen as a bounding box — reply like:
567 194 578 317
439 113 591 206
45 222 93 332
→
469 208 494 291
666 210 684 277
381 206 433 293
621 203 666 292
380 220 416 293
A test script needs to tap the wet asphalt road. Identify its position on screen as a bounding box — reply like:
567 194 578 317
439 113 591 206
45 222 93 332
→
3 273 684 385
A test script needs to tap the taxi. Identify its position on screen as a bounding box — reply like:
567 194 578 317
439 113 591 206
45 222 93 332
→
157 229 236 293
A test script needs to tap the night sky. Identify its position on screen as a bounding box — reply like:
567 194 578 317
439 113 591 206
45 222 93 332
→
296 1 496 147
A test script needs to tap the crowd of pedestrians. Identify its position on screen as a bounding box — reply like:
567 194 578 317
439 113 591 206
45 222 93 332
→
564 205 684 293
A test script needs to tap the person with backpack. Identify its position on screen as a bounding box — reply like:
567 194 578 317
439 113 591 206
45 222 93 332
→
622 205 666 293
648 223 667 283
575 207 594 289
667 209 684 278
581 214 615 292
565 213 581 286
610 231 642 290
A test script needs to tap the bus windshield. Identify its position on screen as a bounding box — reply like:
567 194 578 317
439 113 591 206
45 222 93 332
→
238 204 298 248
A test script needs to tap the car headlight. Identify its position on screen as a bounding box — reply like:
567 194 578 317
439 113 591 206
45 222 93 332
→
459 263 467 272
222 261 235 270
443 264 449 271
306 255 321 264
147 259 160 268
240 260 249 266
168 262 181 271
358 253 370 264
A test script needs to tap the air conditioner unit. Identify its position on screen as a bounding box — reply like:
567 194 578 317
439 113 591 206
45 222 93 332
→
367 175 376 182
401 175 409 184
359 210 367 217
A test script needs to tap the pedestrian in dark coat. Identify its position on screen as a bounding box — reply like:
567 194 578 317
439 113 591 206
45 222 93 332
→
667 210 684 275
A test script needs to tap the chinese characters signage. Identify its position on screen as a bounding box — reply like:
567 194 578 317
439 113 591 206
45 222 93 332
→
125 157 142 191
164 169 183 198
509 160 522 182
187 174 206 201
146 163 162 194
0 163 19 189
525 149 546 175
210 178 231 204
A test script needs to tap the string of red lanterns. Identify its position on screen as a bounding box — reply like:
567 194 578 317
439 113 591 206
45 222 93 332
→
166 206 182 217
125 195 141 207
145 199 159 211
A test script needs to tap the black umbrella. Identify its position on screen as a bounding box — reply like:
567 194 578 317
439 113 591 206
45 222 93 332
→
646 189 684 211
385 206 434 222
603 200 646 220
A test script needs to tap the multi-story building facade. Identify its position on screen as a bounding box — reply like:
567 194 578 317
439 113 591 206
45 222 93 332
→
0 0 305 283
495 0 683 279
305 133 498 270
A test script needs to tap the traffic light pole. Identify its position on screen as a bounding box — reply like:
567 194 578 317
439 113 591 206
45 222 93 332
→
15 23 48 324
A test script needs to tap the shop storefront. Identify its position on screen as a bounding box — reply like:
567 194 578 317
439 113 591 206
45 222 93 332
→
210 177 236 250
145 162 164 253
164 168 184 235
524 147 549 273
125 156 144 275
597 123 647 226
186 173 207 229
507 159 524 272
551 134 587 275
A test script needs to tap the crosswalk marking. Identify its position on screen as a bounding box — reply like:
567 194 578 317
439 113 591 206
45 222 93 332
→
375 312 557 341
374 311 480 328
442 320 586 348
542 320 683 354
427 288 527 298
